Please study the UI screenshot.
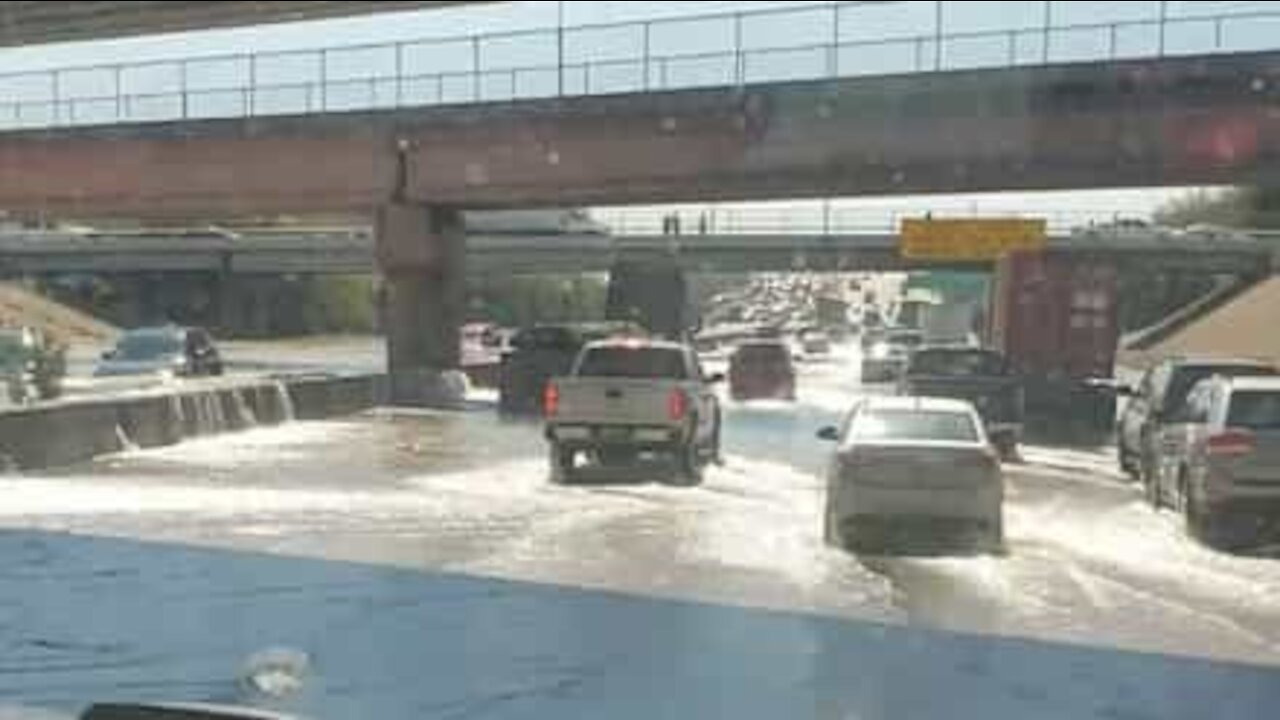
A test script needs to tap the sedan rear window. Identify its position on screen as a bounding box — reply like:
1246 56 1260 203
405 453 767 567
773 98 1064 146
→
577 348 688 379
851 409 979 443
115 331 184 360
1165 365 1276 411
1227 391 1280 430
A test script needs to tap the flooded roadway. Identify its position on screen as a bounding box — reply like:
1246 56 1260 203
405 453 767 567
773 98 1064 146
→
4 344 1280 717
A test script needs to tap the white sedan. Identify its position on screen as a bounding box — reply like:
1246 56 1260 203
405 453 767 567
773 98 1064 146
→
819 396 1004 553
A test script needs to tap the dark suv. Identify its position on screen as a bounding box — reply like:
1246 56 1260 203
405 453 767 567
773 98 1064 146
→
900 346 1023 458
499 323 639 415
728 340 796 401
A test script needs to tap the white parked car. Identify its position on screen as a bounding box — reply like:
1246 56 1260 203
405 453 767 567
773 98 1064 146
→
819 396 1004 553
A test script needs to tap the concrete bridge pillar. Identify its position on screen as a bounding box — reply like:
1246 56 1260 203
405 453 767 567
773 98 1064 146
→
375 203 465 407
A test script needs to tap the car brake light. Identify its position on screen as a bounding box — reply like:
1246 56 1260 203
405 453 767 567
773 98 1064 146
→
543 383 560 418
1208 429 1254 456
667 389 688 421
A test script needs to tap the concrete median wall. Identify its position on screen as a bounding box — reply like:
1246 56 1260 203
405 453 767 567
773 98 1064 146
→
0 374 385 471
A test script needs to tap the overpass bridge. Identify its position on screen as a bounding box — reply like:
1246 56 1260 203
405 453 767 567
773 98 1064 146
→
3 1 1279 402
1 226 1273 276
1 3 1279 216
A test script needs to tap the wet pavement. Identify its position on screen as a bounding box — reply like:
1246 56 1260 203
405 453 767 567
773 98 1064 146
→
4 343 1280 717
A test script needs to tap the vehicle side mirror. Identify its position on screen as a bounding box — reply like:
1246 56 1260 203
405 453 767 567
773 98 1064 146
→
816 426 840 442
706 372 726 384
1086 377 1134 396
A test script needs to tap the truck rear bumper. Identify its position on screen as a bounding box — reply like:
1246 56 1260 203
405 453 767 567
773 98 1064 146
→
546 424 685 450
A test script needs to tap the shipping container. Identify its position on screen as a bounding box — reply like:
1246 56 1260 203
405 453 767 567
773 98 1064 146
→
605 258 694 340
988 251 1119 437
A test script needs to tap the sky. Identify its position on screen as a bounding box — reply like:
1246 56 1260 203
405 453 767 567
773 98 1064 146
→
0 1 1271 223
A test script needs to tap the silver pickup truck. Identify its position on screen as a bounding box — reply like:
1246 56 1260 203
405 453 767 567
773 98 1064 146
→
544 339 723 484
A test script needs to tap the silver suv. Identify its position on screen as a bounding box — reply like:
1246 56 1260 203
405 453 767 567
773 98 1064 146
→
1155 376 1280 548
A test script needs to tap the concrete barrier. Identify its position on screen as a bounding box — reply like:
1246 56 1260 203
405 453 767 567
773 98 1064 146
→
0 373 386 471
0 400 121 470
286 374 386 421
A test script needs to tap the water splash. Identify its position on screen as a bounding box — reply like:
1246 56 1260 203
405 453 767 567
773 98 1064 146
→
232 388 257 427
113 424 139 452
239 646 310 701
273 380 296 422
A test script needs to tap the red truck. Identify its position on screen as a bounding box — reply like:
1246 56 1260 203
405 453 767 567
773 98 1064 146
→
987 251 1120 439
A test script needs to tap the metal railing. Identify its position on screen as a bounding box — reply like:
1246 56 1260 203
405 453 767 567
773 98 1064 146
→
0 1 1278 130
594 205 1160 237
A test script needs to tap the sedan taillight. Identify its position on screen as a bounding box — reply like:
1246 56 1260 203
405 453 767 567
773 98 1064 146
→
543 382 560 418
667 389 688 421
1208 429 1254 456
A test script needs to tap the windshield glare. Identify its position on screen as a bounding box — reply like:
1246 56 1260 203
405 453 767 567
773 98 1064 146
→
114 332 183 360
851 409 979 443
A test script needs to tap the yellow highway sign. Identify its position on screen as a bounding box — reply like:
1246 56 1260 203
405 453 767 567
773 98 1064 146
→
900 218 1047 261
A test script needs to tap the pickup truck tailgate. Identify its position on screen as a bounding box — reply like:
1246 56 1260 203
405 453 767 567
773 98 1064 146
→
552 378 681 427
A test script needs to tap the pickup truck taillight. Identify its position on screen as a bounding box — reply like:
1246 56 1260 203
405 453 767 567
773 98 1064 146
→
543 382 560 418
667 389 688 421
1208 429 1254 456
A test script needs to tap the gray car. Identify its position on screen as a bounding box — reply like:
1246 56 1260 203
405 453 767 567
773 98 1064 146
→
1155 376 1280 548
819 396 1004 553
95 326 223 378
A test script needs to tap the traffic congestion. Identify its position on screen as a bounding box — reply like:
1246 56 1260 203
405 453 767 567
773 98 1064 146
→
5 264 1280 717
7 0 1280 716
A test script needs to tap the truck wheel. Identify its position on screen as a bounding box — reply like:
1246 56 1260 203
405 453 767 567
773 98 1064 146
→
1143 461 1163 508
549 444 576 484
987 514 1005 554
1118 445 1137 478
1181 470 1224 548
823 506 844 549
710 410 723 465
1138 446 1159 492
994 434 1019 463
675 444 703 486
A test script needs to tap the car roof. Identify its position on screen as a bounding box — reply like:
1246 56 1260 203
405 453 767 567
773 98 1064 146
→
913 345 997 354
1218 376 1280 392
1168 356 1274 369
859 395 977 414
124 325 186 336
583 338 687 352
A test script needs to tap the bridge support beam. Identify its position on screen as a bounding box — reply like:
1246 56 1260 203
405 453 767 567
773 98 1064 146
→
376 203 465 407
